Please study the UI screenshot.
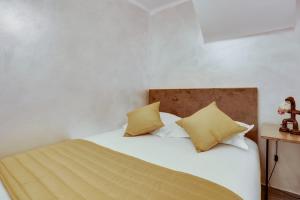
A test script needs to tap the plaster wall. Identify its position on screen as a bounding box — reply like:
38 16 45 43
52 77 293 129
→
148 1 300 194
0 0 149 157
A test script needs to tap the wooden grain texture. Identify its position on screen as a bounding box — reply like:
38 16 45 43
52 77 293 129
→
261 123 300 144
149 88 258 144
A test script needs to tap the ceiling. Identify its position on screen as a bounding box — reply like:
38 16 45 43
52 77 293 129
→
194 0 297 42
129 0 298 42
132 0 178 10
129 0 186 14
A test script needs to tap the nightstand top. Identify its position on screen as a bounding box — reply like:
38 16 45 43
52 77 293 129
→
261 123 300 144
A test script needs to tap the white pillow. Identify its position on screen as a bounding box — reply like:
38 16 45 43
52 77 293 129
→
158 122 189 138
123 112 253 150
152 112 184 137
152 112 189 137
221 121 254 150
154 117 253 150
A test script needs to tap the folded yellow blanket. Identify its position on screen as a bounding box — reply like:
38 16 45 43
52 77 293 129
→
0 139 242 200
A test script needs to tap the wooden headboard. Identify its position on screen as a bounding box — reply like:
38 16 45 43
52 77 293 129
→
149 88 258 143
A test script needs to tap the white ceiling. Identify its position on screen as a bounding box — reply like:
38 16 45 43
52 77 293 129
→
194 0 297 42
133 0 178 10
129 0 187 14
129 0 298 42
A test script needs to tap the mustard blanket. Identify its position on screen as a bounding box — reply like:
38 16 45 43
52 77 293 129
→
0 140 242 200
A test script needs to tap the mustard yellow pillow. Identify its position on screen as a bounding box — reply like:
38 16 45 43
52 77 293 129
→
176 102 246 152
125 102 164 136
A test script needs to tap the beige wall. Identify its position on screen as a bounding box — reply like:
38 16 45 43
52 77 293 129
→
147 1 300 195
0 0 149 157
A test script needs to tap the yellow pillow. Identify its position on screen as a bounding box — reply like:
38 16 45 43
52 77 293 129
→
125 102 164 136
176 102 246 152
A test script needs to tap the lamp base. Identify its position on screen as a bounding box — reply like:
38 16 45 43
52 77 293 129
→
279 127 289 132
291 130 300 135
279 127 300 135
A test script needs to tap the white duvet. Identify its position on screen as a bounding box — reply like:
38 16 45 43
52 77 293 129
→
0 128 261 200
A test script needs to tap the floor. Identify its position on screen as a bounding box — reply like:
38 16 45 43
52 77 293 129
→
261 186 300 200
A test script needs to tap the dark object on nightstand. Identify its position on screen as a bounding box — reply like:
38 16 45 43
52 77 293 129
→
279 97 300 135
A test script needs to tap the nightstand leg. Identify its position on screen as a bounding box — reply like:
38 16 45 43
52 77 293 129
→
265 139 269 200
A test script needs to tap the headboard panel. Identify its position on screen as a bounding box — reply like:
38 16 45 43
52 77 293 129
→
149 88 258 143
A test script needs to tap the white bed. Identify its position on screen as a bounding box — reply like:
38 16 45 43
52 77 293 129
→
0 128 261 200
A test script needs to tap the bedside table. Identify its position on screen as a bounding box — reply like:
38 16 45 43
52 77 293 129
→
261 123 300 200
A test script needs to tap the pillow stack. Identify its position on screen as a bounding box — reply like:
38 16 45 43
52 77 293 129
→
124 101 254 152
176 102 246 152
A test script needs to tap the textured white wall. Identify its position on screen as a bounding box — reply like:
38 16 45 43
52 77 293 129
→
0 0 149 157
1 0 300 195
148 1 300 195
147 1 201 79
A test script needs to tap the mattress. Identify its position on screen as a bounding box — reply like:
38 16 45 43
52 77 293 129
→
0 129 261 200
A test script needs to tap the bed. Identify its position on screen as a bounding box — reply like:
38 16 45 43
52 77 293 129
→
0 88 260 200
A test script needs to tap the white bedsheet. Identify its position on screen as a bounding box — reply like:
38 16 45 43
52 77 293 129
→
0 129 261 200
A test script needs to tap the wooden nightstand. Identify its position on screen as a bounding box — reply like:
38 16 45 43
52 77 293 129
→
261 123 300 200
